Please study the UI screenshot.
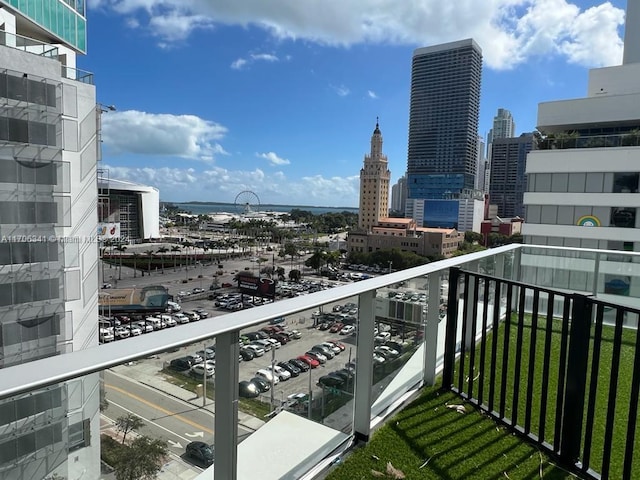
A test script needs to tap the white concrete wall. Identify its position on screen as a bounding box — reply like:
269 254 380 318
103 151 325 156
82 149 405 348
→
141 187 160 239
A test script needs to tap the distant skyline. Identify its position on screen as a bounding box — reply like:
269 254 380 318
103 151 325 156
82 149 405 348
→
86 0 626 207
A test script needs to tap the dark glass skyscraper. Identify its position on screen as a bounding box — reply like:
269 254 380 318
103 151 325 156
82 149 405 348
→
406 39 482 209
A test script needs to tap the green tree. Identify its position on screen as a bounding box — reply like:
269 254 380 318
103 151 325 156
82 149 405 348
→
305 251 325 273
144 250 155 275
171 245 181 272
156 246 169 274
464 231 483 244
115 413 145 445
289 269 301 282
113 435 168 480
284 242 298 269
131 252 140 278
115 244 127 280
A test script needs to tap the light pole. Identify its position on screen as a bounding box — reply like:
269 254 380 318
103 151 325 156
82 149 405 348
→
270 347 276 411
388 260 393 274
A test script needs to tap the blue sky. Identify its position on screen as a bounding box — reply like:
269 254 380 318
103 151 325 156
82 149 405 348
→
84 0 627 208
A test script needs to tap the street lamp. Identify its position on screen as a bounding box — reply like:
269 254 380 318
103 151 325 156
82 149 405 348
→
388 260 393 274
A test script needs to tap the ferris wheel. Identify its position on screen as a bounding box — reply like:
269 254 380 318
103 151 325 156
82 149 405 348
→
234 190 260 215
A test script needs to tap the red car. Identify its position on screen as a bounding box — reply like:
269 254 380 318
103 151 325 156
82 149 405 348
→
297 354 320 368
329 322 344 333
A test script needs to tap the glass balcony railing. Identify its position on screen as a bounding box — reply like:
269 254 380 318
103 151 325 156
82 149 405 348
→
535 131 640 150
0 243 638 479
0 30 94 85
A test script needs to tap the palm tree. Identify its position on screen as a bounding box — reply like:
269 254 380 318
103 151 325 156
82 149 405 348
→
157 246 168 274
144 249 155 275
115 244 127 280
182 241 193 270
131 252 140 278
171 245 181 272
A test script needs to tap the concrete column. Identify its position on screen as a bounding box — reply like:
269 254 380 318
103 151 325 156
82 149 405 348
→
353 289 376 442
624 0 640 65
423 272 441 385
214 330 239 480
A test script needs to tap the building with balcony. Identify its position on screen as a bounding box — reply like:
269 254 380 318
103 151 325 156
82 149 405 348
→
0 2 100 479
523 1 640 252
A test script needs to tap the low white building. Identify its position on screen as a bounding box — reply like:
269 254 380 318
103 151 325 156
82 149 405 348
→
98 178 160 240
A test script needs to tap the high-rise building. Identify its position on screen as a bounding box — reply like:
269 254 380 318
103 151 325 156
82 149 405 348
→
489 133 533 218
475 135 487 191
487 108 516 144
523 1 640 255
358 120 390 232
390 175 407 215
0 2 100 479
406 39 482 228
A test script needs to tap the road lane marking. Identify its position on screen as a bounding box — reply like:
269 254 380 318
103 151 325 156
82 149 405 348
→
106 383 214 434
106 399 193 444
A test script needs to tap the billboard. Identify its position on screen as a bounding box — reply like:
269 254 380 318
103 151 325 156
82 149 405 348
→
237 274 276 298
98 222 121 240
99 285 169 314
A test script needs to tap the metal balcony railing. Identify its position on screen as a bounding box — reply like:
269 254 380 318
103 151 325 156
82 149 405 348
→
0 244 639 479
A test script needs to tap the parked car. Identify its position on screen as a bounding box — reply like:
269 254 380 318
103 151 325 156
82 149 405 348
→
113 326 130 339
286 329 302 339
326 340 346 351
318 374 345 388
244 344 265 357
169 357 192 372
196 348 216 360
251 339 272 352
273 333 290 344
289 358 311 372
375 331 392 343
193 308 209 318
192 287 205 294
340 325 356 335
255 368 279 385
239 347 255 361
266 338 281 349
185 441 214 466
173 313 189 324
250 376 271 392
375 345 400 358
191 362 215 378
184 311 201 322
311 344 335 359
238 380 260 398
267 364 291 381
126 324 142 336
329 322 344 333
297 354 320 368
186 353 204 365
322 342 342 355
277 361 301 377
99 328 114 343
305 350 327 364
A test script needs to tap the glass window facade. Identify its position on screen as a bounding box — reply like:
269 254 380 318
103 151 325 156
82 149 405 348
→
1 0 86 52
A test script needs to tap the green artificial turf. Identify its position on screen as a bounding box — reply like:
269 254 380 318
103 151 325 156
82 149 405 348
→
327 311 639 479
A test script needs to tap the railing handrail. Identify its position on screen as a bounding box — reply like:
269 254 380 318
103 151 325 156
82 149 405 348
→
0 243 521 400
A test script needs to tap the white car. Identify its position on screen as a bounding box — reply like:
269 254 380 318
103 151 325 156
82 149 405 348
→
134 321 153 333
126 324 142 336
267 365 291 381
173 313 189 324
375 331 391 343
245 344 265 357
191 362 215 377
255 369 279 385
322 342 342 354
375 345 400 358
114 326 130 339
266 338 281 349
340 325 355 335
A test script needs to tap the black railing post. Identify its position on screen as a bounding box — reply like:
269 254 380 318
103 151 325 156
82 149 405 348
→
442 267 461 389
560 293 593 465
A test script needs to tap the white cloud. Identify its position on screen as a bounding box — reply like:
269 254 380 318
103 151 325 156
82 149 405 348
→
251 53 279 62
102 110 229 161
231 58 248 69
367 90 378 99
106 164 359 206
231 52 279 70
257 152 290 166
94 0 625 69
332 84 350 97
